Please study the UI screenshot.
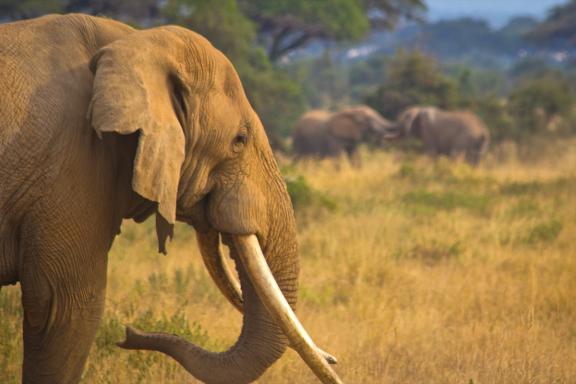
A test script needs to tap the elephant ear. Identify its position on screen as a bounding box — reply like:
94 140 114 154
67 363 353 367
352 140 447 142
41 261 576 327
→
89 30 186 224
89 29 188 252
411 112 424 138
328 110 364 141
401 108 424 138
413 108 437 138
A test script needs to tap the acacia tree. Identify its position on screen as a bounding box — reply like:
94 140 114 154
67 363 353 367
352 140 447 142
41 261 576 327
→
239 0 425 62
365 49 458 119
161 0 306 144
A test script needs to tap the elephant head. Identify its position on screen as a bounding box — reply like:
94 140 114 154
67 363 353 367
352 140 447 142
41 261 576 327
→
396 106 438 139
89 26 341 384
330 105 395 146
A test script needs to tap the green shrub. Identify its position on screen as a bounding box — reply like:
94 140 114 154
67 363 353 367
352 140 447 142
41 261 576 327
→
524 219 563 244
402 189 492 214
394 240 464 266
365 49 459 119
508 73 575 137
284 174 336 212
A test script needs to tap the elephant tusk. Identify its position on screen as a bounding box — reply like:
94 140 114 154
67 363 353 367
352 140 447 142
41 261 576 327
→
199 231 338 365
233 234 343 384
197 230 243 312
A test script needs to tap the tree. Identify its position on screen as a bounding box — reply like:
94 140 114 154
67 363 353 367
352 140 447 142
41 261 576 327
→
0 0 62 20
239 0 425 62
365 49 458 119
64 0 161 25
162 0 305 144
508 73 575 136
529 0 576 46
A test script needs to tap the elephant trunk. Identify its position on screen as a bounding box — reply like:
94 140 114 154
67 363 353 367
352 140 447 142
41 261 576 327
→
119 145 342 382
119 233 341 383
118 234 294 384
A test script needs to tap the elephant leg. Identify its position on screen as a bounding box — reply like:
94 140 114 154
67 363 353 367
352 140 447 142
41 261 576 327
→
346 147 362 168
424 143 439 159
19 212 112 384
449 149 466 163
20 252 107 383
465 150 480 166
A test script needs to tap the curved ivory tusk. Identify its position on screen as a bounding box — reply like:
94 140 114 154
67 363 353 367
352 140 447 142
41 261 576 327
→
233 235 343 384
197 230 243 312
198 231 338 365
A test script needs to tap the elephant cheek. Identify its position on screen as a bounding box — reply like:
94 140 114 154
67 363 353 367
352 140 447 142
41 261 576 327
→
207 179 268 236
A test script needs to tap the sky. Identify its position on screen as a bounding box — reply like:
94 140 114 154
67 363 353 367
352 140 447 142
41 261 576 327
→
426 0 566 26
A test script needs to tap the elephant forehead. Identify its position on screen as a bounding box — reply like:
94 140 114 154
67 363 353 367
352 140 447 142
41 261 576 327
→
202 93 249 136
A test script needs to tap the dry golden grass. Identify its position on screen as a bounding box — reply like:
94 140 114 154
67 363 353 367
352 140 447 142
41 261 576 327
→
1 140 575 383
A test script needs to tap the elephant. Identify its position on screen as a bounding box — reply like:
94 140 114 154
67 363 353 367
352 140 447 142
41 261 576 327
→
292 106 395 166
395 106 490 165
0 14 343 384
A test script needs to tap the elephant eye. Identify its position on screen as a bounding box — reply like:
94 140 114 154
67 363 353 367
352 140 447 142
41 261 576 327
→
232 133 247 153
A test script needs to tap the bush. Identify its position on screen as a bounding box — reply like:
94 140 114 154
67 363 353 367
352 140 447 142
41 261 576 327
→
284 174 336 212
508 73 575 137
365 49 459 119
524 219 563 244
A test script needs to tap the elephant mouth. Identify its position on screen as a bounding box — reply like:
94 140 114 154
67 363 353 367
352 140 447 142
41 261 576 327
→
197 229 341 381
169 192 342 382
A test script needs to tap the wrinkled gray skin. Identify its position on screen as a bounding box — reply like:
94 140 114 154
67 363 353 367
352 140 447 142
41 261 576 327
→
292 106 394 167
395 106 490 165
0 14 325 384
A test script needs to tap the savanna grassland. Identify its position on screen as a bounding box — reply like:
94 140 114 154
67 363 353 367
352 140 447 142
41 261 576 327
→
1 140 575 383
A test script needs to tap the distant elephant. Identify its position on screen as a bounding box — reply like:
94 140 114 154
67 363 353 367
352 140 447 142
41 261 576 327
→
395 106 490 165
0 14 342 384
292 106 395 166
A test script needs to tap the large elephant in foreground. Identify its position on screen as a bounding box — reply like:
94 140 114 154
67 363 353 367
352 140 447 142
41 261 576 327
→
292 106 394 166
0 14 342 384
395 107 490 165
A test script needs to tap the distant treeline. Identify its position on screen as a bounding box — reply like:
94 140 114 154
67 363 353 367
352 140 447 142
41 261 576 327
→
2 0 576 145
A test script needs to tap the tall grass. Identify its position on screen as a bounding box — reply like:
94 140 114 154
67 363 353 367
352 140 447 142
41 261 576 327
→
1 140 575 383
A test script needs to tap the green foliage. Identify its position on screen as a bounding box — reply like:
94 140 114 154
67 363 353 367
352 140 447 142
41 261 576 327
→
240 62 305 139
529 0 576 45
240 0 424 61
163 0 256 61
242 0 370 40
474 95 515 142
284 174 336 212
0 288 21 384
509 58 554 80
500 178 573 196
0 0 62 19
398 240 464 265
524 219 563 245
402 189 492 215
285 51 352 109
508 73 575 136
422 18 510 57
365 50 459 119
163 0 305 142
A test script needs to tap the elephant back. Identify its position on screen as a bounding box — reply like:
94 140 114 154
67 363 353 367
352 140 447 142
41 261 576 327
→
292 110 332 155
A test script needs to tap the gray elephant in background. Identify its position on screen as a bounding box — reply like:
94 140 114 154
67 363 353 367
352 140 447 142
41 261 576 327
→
292 106 395 167
395 106 490 165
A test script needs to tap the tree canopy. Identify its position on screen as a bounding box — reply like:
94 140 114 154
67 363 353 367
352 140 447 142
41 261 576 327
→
365 50 458 119
529 0 576 45
239 0 424 62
